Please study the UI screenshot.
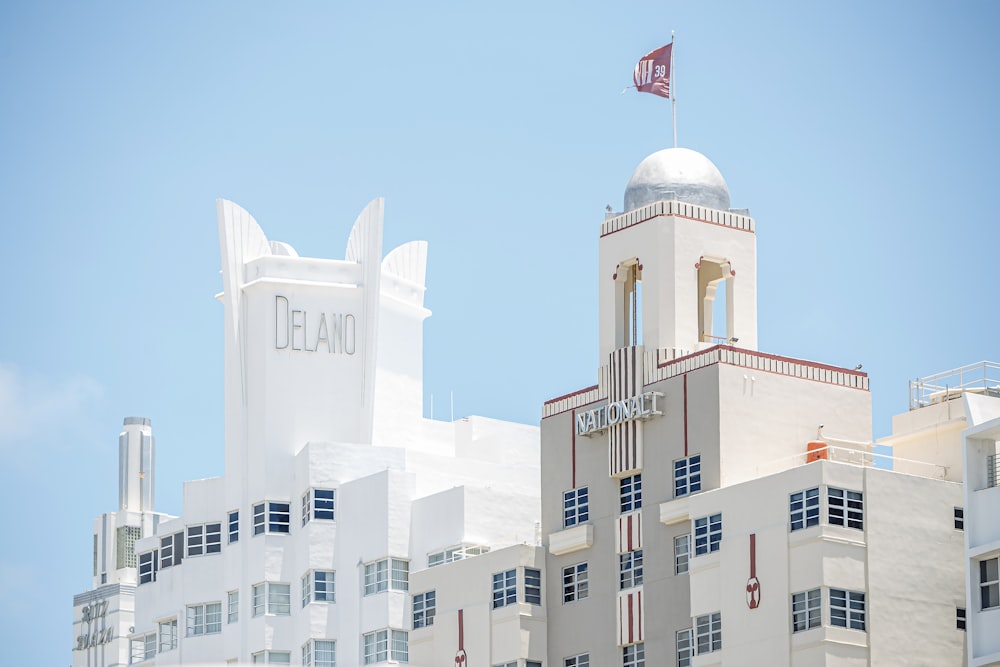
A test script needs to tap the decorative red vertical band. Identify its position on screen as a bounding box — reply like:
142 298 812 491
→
571 409 577 488
683 374 689 456
746 534 761 609
455 609 467 665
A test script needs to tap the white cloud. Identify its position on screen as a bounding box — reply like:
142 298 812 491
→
0 363 102 447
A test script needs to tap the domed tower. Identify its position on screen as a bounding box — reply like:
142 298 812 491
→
598 146 757 361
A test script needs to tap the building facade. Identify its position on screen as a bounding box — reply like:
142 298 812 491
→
538 147 969 667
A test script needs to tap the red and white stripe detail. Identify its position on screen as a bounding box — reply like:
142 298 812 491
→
616 511 643 553
609 345 643 477
617 589 644 646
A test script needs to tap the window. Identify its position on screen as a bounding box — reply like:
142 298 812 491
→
957 607 966 631
673 455 702 497
493 569 517 608
563 562 588 603
620 474 642 513
828 488 863 530
564 487 590 527
676 628 693 667
131 633 156 662
525 567 542 605
228 510 239 543
526 662 542 667
674 535 690 575
158 618 178 652
622 642 644 667
186 602 222 636
565 654 589 667
253 501 290 534
494 663 517 667
980 557 999 609
303 639 336 667
302 488 336 525
364 558 408 595
160 532 184 569
830 589 866 630
695 612 722 654
955 507 964 530
187 522 222 556
138 550 158 584
363 629 388 664
252 582 290 616
413 591 436 628
428 544 490 567
251 651 291 664
117 525 142 569
791 589 821 632
392 559 409 591
619 550 643 589
391 630 408 662
789 488 820 531
228 590 238 624
365 560 388 595
694 514 722 555
303 570 335 605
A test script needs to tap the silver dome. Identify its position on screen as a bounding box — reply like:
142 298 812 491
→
624 147 731 212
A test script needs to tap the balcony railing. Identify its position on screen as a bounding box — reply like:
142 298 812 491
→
755 443 949 481
909 361 1000 410
988 454 999 489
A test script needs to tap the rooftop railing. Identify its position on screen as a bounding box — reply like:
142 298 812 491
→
755 443 950 481
909 361 1000 410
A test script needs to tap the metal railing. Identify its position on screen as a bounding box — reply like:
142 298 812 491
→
755 443 949 480
909 361 1000 410
989 454 999 489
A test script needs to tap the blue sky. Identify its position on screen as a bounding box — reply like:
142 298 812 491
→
1 1 998 663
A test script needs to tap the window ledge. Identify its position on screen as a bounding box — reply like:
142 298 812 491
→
659 496 691 526
548 524 593 556
789 524 865 549
691 652 722 667
689 549 721 575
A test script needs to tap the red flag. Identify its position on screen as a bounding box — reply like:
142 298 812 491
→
633 43 672 99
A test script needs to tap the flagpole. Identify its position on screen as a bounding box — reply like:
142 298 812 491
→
671 31 677 148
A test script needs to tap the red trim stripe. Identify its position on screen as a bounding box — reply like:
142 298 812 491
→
627 593 634 644
749 534 757 578
571 409 577 488
683 374 689 457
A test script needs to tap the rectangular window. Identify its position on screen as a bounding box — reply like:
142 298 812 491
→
791 589 821 632
160 532 184 569
676 628 693 667
363 629 388 664
694 514 722 555
252 583 265 617
308 488 336 521
228 590 239 624
525 567 542 605
830 589 866 630
828 488 863 530
673 455 702 497
789 488 820 531
252 501 290 534
252 651 291 664
253 503 265 536
563 562 589 603
622 642 644 667
116 525 142 569
619 550 643 589
565 654 589 667
493 569 517 608
187 522 222 556
620 474 642 513
391 559 409 591
564 487 590 527
955 507 964 530
131 633 156 662
413 591 436 628
158 618 178 652
957 607 966 631
138 550 158 584
228 510 239 543
980 557 999 609
695 612 722 654
303 570 336 605
391 630 408 662
526 662 542 667
364 560 389 595
674 535 690 575
303 639 336 667
252 582 290 615
186 602 222 636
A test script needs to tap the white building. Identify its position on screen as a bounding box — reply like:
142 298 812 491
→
74 199 543 667
537 146 970 667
